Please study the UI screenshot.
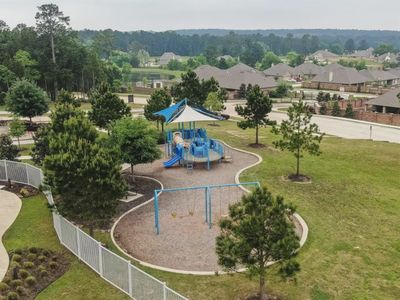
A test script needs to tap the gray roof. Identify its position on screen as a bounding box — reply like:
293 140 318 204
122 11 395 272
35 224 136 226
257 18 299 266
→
159 52 181 65
388 67 400 77
263 63 294 77
310 50 338 59
195 64 277 90
377 53 399 63
323 63 350 72
359 69 400 81
293 62 324 76
227 63 259 73
348 48 374 58
311 68 371 85
367 88 400 109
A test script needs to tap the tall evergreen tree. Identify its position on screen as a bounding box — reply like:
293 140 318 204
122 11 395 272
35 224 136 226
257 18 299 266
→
144 88 172 132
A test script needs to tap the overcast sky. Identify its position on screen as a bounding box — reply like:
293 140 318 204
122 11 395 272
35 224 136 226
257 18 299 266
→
1 0 400 31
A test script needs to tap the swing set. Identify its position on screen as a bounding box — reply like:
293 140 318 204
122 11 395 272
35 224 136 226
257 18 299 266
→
153 182 260 234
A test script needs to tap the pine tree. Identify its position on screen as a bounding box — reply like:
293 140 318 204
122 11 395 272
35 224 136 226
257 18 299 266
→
331 101 341 117
344 102 355 118
217 187 300 300
0 134 19 161
272 101 324 179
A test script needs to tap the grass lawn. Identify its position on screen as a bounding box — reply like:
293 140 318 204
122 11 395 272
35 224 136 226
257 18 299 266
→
18 143 33 156
3 120 400 299
2 194 129 300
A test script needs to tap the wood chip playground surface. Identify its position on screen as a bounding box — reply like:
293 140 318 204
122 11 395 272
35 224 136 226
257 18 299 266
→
114 145 303 272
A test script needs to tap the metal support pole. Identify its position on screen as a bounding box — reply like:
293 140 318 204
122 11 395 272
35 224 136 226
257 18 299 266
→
128 263 132 296
163 282 167 300
204 187 208 223
208 186 212 229
98 242 103 277
4 161 8 181
25 163 29 185
154 191 160 234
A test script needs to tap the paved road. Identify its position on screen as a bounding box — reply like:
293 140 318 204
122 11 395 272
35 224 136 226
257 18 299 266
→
225 102 400 144
0 190 22 280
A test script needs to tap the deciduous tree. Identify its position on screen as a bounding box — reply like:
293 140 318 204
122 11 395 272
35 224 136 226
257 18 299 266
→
216 187 300 300
9 117 25 149
144 88 172 132
0 134 19 160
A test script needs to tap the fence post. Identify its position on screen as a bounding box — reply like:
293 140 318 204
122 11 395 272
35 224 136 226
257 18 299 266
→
128 262 132 297
154 190 160 234
25 163 29 185
163 282 167 300
76 227 81 259
208 186 212 229
98 243 103 277
4 161 8 181
204 187 208 224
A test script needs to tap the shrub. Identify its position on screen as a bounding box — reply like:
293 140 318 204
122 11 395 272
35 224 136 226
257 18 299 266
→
37 265 46 272
18 269 29 279
28 247 38 254
49 262 58 270
22 262 34 269
39 270 49 278
51 256 58 262
13 249 23 255
11 254 21 262
2 277 11 285
42 250 50 257
37 255 46 263
24 276 36 287
6 292 19 300
9 262 20 269
15 287 26 296
26 253 37 261
0 282 9 292
19 188 30 198
9 280 22 288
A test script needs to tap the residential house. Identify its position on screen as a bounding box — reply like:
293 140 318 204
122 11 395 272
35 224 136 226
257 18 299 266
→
159 52 182 66
366 88 400 113
347 48 375 59
377 52 399 64
359 69 400 87
307 67 371 92
292 62 324 80
263 63 294 81
194 63 278 99
308 50 339 63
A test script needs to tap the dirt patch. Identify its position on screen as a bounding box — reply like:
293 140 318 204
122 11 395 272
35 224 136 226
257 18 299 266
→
244 293 281 300
248 143 266 148
0 248 69 300
281 174 312 184
0 181 39 198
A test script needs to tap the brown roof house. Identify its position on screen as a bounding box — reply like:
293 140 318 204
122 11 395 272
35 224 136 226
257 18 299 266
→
377 53 399 64
159 52 182 66
366 88 400 113
308 50 339 63
359 69 400 87
309 67 371 92
195 63 278 99
347 48 375 59
293 62 324 80
263 63 294 80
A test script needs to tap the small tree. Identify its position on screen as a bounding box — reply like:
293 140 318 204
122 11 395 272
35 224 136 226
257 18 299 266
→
0 134 19 161
89 82 131 130
238 83 247 99
144 88 172 132
235 85 273 146
272 101 324 179
344 102 355 118
110 117 161 182
31 125 51 166
324 93 331 102
316 91 325 102
216 187 300 300
6 79 49 126
9 117 25 149
331 101 341 117
319 103 327 115
56 89 80 107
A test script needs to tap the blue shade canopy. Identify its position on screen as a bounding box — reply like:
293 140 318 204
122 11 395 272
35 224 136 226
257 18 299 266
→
153 98 223 124
153 99 186 123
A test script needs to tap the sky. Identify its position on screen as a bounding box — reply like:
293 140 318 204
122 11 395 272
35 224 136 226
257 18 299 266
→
1 0 400 32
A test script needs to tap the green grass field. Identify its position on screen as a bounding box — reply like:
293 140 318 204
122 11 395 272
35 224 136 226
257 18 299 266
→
3 121 400 299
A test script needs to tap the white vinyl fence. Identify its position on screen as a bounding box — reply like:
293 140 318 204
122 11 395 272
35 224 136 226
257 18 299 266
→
0 160 188 300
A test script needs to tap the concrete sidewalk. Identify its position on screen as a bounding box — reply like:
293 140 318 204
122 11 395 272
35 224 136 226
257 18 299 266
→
0 190 22 280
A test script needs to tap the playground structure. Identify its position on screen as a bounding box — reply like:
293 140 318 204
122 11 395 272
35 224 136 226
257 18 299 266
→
154 99 227 170
153 182 260 234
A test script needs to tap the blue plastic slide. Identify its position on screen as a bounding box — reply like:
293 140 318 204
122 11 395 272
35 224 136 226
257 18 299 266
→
163 155 181 167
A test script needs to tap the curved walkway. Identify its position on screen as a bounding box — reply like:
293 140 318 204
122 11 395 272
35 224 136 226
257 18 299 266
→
0 190 22 280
